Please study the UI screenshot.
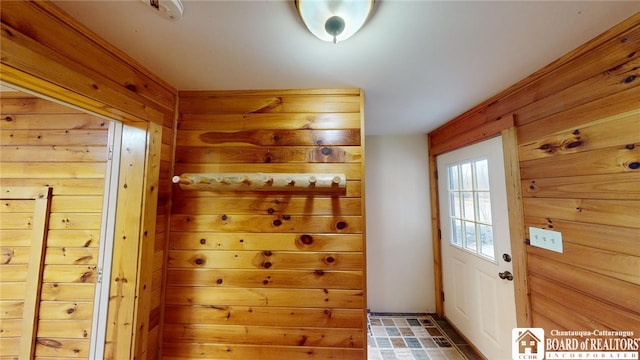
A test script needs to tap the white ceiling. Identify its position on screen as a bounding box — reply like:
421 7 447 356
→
52 1 640 135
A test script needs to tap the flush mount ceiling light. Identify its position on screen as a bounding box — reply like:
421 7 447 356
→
142 0 184 21
295 0 374 44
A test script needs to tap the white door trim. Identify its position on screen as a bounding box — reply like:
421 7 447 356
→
89 121 123 359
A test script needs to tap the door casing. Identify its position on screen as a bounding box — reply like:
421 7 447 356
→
427 124 531 328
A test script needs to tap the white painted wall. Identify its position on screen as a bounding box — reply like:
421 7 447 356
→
365 134 435 313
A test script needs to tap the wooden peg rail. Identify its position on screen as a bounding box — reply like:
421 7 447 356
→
172 173 347 194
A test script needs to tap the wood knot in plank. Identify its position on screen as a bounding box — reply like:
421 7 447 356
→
298 335 308 346
253 250 275 268
80 271 94 283
73 255 94 264
323 255 337 265
253 97 283 113
564 139 582 149
539 143 555 153
37 338 63 348
2 248 13 264
296 234 313 248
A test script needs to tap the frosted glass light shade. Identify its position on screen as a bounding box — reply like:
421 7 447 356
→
296 0 374 43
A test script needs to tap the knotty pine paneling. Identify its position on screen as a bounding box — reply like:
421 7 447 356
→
166 89 366 359
0 198 35 358
0 92 108 358
2 1 179 355
428 12 640 335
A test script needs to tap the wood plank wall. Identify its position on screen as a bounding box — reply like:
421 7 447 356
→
164 89 366 360
0 186 52 359
428 13 640 335
1 2 178 358
0 92 109 358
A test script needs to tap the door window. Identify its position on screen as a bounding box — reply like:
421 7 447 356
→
446 158 495 261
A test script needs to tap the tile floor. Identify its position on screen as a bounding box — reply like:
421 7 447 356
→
367 313 483 360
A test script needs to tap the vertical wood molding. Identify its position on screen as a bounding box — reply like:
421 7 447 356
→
359 89 368 360
105 123 149 359
155 94 180 360
20 187 52 358
501 127 531 327
1 187 52 359
426 136 444 316
133 121 163 360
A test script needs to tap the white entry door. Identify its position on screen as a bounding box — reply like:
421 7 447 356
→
436 136 517 359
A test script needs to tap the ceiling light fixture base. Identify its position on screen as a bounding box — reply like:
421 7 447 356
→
295 0 374 44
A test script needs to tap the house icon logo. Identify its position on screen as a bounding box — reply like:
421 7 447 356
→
512 328 545 360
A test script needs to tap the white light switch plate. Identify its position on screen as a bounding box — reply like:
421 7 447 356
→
529 227 563 253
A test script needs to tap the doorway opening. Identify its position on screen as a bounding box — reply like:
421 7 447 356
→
436 136 517 359
0 83 120 359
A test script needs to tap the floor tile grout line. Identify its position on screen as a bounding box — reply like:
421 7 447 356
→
426 315 468 360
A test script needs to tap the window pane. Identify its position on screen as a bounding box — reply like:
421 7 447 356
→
448 165 459 190
479 224 494 259
464 221 476 251
451 219 462 246
462 192 475 221
460 162 473 190
446 157 496 261
474 159 490 190
476 191 492 224
450 192 461 218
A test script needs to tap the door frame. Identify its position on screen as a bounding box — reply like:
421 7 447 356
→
427 117 531 328
0 2 171 356
436 134 518 359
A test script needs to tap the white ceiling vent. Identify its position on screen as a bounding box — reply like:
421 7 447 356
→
142 0 184 21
